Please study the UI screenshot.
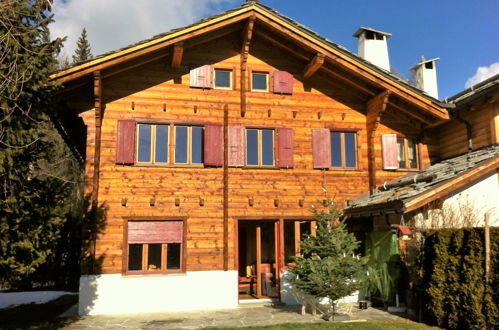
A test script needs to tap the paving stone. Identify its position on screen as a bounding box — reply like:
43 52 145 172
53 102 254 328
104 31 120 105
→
68 305 409 329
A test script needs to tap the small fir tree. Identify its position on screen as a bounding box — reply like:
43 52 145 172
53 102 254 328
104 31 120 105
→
72 28 92 64
290 202 367 318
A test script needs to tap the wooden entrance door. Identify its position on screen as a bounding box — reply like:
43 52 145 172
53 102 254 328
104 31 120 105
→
238 220 280 299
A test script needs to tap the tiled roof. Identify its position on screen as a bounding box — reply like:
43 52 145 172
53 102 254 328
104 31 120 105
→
64 1 446 105
345 144 499 215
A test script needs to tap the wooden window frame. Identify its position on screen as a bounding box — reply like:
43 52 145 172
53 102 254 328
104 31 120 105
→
214 68 233 90
123 218 187 275
397 137 419 170
173 125 203 165
245 128 275 167
251 71 269 92
330 131 358 170
136 123 169 165
282 219 316 267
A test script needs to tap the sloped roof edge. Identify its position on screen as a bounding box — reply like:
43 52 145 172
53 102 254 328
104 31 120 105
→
50 2 447 114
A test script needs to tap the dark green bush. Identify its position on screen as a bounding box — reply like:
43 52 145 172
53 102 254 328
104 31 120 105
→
420 227 498 329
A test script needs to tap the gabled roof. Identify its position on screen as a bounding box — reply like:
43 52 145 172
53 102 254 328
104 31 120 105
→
447 73 499 106
345 145 499 216
50 1 448 119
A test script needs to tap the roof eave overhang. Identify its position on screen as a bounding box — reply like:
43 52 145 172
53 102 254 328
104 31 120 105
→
50 4 448 120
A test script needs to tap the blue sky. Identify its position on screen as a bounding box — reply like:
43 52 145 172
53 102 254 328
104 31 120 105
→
51 0 499 99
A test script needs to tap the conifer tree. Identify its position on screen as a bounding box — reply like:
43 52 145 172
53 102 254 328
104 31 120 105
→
72 28 92 64
0 0 80 289
290 202 367 317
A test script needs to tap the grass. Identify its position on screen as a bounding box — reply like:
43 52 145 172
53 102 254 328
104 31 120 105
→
0 294 79 330
205 321 439 330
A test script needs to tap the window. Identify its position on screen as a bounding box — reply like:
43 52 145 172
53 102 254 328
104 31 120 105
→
246 128 274 166
397 137 418 169
251 72 269 91
283 220 315 263
174 126 204 165
137 124 169 164
330 131 357 169
127 220 184 273
214 69 232 89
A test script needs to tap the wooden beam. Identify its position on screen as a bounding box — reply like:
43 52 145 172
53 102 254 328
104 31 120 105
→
254 30 374 97
171 42 184 68
366 90 391 194
240 15 256 117
223 104 229 271
303 53 325 79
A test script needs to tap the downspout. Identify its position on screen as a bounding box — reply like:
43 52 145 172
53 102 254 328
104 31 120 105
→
223 104 229 271
451 107 473 152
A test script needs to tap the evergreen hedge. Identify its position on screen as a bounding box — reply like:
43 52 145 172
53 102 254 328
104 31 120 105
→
420 227 498 329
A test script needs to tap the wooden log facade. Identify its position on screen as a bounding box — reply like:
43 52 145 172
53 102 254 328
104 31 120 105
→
50 3 463 315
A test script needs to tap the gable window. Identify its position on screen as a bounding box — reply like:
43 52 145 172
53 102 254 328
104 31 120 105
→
246 128 274 166
331 131 357 169
214 69 232 89
251 72 269 92
127 220 184 273
397 137 418 169
175 126 204 165
137 124 169 164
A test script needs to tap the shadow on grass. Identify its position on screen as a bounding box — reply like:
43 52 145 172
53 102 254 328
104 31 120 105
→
0 294 79 329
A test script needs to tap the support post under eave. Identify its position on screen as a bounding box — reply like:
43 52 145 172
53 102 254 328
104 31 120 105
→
91 70 103 274
223 104 229 271
240 15 256 117
171 42 184 69
366 90 390 195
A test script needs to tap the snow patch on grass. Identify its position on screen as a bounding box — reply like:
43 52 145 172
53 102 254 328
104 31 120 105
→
0 291 77 310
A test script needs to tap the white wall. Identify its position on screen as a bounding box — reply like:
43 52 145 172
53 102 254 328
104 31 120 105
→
79 270 238 315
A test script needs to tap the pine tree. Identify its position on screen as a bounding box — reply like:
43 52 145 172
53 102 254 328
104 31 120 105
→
72 28 92 64
0 0 80 289
290 202 367 318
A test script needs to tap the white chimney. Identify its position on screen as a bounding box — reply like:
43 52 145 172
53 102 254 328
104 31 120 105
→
353 27 392 71
411 56 440 99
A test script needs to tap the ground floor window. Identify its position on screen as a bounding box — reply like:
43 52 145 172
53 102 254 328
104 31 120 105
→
126 220 184 273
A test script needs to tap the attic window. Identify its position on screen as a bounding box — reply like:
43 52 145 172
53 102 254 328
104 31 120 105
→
425 62 434 69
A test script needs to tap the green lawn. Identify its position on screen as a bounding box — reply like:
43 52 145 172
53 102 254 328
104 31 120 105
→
0 294 78 330
206 321 439 330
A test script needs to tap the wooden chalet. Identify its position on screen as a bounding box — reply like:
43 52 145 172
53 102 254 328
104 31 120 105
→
51 1 455 315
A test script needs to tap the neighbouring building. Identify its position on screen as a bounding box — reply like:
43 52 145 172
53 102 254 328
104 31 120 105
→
50 1 496 316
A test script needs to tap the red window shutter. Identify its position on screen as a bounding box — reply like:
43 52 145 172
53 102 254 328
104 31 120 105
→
382 134 399 170
204 124 223 166
278 127 294 168
128 221 183 244
273 71 293 95
228 126 245 167
190 65 212 88
312 128 331 169
116 120 136 164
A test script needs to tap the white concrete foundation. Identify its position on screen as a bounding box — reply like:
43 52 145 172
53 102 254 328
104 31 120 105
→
79 270 238 315
280 270 359 306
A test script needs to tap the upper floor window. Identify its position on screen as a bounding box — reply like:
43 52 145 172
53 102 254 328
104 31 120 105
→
137 123 169 164
246 128 274 166
397 137 418 169
251 72 269 92
127 220 184 274
175 125 204 165
381 134 419 170
331 131 357 169
214 69 232 89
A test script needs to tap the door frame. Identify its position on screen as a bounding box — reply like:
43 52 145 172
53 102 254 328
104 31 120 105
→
236 216 315 300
